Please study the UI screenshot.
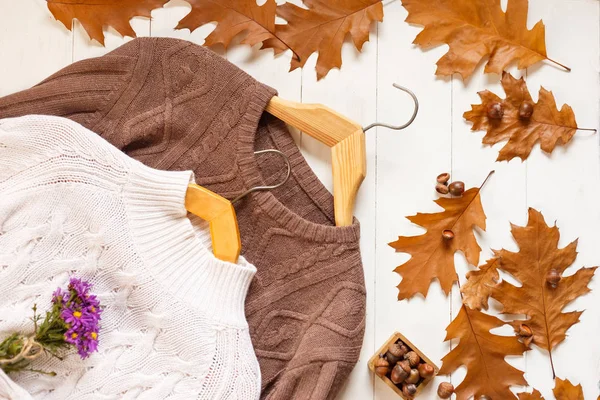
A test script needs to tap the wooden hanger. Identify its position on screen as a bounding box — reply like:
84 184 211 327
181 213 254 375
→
185 184 241 263
184 150 291 263
265 84 419 227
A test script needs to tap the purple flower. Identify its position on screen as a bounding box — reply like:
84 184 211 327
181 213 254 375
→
68 278 92 299
64 328 79 345
55 277 102 359
61 308 83 328
81 331 99 355
51 288 66 305
85 294 100 310
79 310 99 329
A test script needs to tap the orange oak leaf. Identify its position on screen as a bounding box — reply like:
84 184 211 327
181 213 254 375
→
464 72 592 162
402 0 569 79
176 0 289 53
272 0 383 80
491 208 597 358
553 378 584 400
440 305 527 400
389 173 493 300
46 0 169 45
518 390 544 400
461 258 500 310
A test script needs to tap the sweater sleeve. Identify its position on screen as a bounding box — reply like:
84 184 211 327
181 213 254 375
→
0 115 129 184
0 369 33 400
0 53 136 129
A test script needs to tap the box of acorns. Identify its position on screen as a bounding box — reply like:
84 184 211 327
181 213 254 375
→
368 332 439 399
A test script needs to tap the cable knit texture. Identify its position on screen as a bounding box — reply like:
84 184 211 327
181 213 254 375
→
0 38 366 400
0 116 260 400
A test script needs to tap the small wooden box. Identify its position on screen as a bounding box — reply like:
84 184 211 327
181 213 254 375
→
368 331 440 399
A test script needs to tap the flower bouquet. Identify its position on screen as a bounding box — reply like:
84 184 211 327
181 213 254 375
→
0 278 102 375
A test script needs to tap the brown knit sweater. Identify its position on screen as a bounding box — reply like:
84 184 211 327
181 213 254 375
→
0 38 366 400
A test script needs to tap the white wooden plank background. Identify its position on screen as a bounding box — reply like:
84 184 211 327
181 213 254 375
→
0 0 598 398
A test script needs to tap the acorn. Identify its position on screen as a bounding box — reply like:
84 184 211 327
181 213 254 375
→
402 383 418 398
437 173 450 185
391 361 410 384
448 181 465 196
517 324 532 338
386 342 408 365
437 382 455 399
546 268 561 288
404 351 420 367
436 183 450 195
486 102 504 119
516 323 534 346
418 363 435 379
398 359 412 374
374 355 390 377
405 369 420 384
442 229 455 241
519 101 534 120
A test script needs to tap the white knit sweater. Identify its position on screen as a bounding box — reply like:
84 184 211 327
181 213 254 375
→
0 116 260 399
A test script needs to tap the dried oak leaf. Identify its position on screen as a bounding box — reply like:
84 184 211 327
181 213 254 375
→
518 390 544 400
553 378 584 400
492 208 597 353
440 305 527 400
176 0 288 53
465 72 585 162
389 185 487 300
46 0 169 45
402 0 568 79
461 258 500 310
272 0 383 80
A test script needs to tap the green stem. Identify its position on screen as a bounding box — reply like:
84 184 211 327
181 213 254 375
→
24 368 56 377
32 305 38 334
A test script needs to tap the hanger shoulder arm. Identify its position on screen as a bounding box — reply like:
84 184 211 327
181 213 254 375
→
332 131 366 226
266 97 362 147
207 209 241 263
185 184 241 263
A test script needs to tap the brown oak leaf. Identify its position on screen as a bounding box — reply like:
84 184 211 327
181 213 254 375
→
553 378 584 400
492 208 597 354
440 305 527 400
464 72 589 162
402 0 568 79
518 390 544 400
176 0 289 53
461 258 500 310
389 174 492 300
272 0 383 80
46 0 169 45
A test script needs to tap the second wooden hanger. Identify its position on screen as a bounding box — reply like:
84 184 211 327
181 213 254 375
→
184 149 291 263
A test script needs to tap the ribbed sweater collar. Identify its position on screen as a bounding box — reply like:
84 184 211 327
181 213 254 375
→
122 163 256 327
234 82 361 244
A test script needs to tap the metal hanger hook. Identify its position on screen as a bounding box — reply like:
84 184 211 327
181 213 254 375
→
363 84 419 133
231 149 292 204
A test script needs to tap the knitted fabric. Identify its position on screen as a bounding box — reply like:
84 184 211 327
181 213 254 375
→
0 38 366 400
1 369 31 400
0 115 260 400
